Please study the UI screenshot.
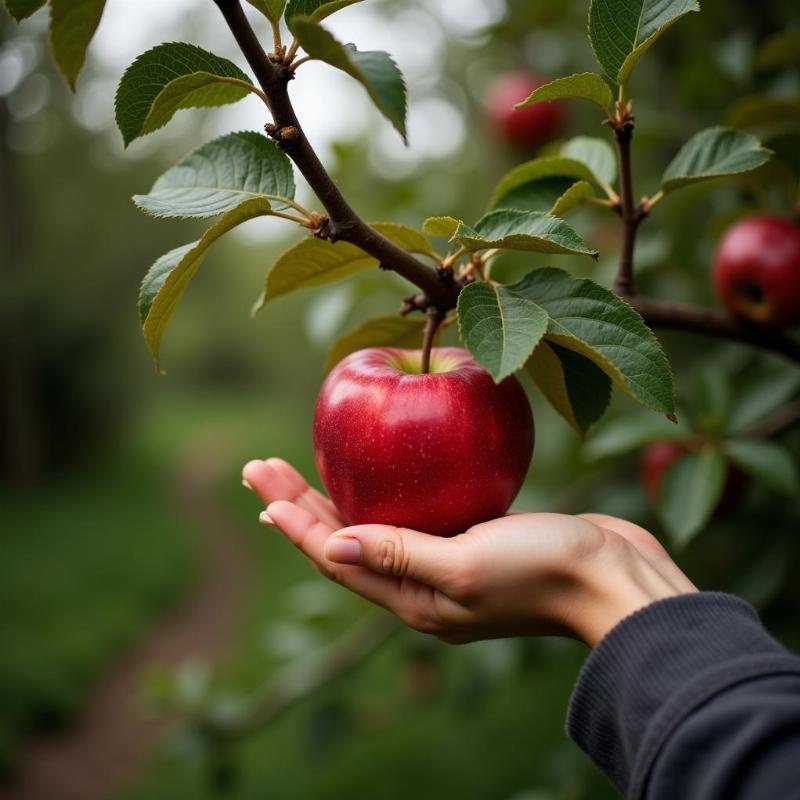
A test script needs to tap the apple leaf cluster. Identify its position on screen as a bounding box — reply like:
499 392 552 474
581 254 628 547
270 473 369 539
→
587 363 800 545
2 0 781 438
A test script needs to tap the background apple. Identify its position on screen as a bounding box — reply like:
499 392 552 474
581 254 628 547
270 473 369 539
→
712 215 800 327
313 347 534 536
640 441 744 513
639 441 687 502
483 70 563 151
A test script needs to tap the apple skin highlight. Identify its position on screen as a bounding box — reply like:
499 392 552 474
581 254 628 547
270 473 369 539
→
313 347 534 537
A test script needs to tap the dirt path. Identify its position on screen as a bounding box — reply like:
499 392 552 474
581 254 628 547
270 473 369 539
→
0 448 254 800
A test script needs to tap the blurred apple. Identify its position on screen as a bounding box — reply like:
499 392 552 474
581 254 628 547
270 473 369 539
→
484 71 563 150
712 215 800 327
640 441 688 502
640 441 744 513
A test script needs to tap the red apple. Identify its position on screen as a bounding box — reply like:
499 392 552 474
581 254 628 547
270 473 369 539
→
484 71 563 151
712 215 800 327
313 347 534 537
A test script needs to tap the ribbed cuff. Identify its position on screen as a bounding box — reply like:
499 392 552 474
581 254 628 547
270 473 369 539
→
566 592 789 795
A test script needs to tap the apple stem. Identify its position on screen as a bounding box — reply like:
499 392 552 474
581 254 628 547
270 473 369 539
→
421 307 444 374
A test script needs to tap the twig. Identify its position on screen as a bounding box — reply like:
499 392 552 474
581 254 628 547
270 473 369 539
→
625 295 800 364
285 38 300 63
268 210 314 225
610 108 642 296
291 55 314 69
270 18 282 52
744 397 800 438
218 613 400 739
210 0 459 311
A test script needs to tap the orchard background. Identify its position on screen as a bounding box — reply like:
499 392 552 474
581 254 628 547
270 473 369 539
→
1 1 800 799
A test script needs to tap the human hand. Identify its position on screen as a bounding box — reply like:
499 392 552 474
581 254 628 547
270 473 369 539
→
242 458 696 646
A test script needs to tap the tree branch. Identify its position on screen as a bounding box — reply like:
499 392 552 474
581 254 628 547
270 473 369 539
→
625 295 800 364
605 101 800 365
214 612 400 739
744 396 800 439
611 111 642 296
211 0 459 311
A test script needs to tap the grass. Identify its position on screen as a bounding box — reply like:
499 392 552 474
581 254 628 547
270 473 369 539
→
0 447 195 772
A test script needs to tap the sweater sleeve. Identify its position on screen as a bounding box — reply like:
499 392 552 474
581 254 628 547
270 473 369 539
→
566 592 800 799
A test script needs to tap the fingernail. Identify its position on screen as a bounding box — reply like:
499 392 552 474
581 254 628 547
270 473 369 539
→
242 479 253 491
326 537 361 564
259 510 274 525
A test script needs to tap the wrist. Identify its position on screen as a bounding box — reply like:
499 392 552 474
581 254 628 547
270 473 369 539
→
569 534 689 646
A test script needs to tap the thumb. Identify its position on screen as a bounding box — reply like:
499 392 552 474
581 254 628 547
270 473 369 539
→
324 524 465 591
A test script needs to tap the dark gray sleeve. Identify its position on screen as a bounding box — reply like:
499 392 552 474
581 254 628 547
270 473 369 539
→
566 592 800 799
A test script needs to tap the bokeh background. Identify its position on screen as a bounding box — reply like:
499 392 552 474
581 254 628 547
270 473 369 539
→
2 1 799 798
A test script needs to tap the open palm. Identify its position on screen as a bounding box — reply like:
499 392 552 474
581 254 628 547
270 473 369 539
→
243 458 694 645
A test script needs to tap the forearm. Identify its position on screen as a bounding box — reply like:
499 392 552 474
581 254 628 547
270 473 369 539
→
567 593 800 798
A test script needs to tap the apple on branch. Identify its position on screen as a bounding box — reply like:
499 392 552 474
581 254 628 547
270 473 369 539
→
313 348 534 537
712 215 800 328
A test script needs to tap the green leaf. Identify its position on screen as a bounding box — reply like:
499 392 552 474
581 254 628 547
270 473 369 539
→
725 95 800 132
490 157 598 211
49 0 106 91
326 316 427 371
134 132 295 219
254 222 432 310
661 126 772 193
423 216 461 238
727 365 800 434
584 413 689 460
285 0 362 32
726 440 799 495
658 449 726 546
515 72 613 114
5 0 46 21
755 29 800 72
494 177 579 214
139 199 271 371
115 43 256 147
560 136 617 187
490 156 601 216
551 181 597 215
291 19 407 142
526 341 611 435
589 0 700 85
457 282 548 382
509 268 675 418
246 0 288 22
452 210 598 258
371 223 438 259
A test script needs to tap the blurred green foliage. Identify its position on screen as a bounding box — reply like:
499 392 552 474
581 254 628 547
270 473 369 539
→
0 449 195 772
